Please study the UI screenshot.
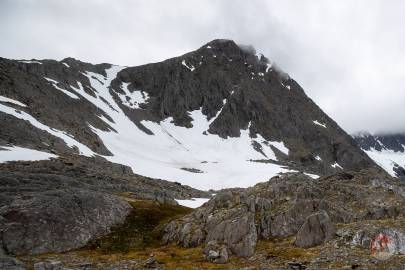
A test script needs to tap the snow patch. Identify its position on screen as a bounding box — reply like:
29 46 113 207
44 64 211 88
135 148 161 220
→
0 103 94 156
331 162 343 169
181 60 195 71
62 62 70 68
266 63 272 73
118 82 149 109
19 60 42 64
0 145 57 163
175 198 210 208
304 172 320 179
0 95 27 107
315 155 322 161
313 120 327 128
44 77 80 99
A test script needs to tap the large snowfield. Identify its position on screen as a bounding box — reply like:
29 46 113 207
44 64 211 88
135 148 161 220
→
1 66 316 190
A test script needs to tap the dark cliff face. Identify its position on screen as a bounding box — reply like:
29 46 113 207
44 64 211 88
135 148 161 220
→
0 57 113 155
354 132 405 152
0 39 376 177
112 39 375 174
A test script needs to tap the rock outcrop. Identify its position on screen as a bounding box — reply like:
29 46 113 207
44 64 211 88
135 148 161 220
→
163 169 405 260
1 189 131 255
0 155 209 256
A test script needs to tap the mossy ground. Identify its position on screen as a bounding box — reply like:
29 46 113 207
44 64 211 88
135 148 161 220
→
85 199 192 253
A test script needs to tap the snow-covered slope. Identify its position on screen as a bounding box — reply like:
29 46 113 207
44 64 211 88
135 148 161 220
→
0 65 295 190
0 39 377 190
353 132 405 178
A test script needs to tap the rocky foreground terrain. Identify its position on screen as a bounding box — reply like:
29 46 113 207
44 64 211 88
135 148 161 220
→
2 166 405 269
1 39 405 269
0 156 209 269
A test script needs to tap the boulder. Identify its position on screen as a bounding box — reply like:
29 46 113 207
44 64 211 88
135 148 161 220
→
294 210 335 248
204 241 229 264
0 188 131 255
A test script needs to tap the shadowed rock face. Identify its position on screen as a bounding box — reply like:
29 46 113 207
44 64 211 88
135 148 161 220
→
163 169 405 258
113 39 375 175
0 57 114 155
354 132 405 153
1 39 376 179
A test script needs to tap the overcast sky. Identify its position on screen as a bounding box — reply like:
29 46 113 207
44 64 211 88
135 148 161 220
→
1 0 404 134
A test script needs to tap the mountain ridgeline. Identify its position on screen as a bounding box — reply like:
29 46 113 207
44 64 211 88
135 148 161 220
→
0 39 376 188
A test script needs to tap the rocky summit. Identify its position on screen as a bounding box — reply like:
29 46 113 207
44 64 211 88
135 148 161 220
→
0 39 404 269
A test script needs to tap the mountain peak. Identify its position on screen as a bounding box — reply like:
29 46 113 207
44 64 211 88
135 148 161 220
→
198 39 259 59
0 42 378 190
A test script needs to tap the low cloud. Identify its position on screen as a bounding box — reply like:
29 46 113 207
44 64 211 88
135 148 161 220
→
1 0 404 134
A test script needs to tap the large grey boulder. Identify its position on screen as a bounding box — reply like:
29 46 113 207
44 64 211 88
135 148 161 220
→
0 188 131 255
294 210 335 248
163 190 258 258
205 211 257 257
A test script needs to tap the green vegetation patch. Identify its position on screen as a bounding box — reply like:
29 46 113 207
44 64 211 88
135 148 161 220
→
85 200 192 253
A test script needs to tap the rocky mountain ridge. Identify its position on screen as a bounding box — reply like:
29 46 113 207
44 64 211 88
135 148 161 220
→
0 39 377 190
353 132 405 178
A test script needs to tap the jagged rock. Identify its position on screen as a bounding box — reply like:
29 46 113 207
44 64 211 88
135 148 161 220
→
164 169 405 259
294 210 335 248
